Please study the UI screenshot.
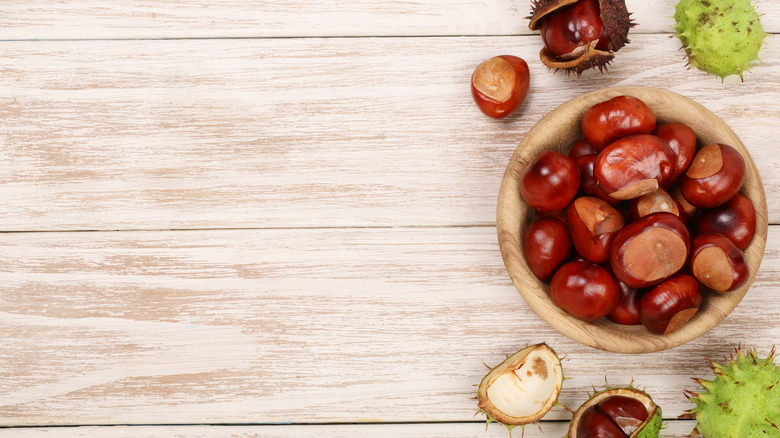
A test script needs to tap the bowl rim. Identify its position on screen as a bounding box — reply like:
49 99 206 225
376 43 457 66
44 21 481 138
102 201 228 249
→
496 85 768 354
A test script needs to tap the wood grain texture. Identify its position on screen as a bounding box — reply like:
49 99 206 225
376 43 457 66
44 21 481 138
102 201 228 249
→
0 35 778 231
1 227 778 425
496 86 768 353
0 421 700 437
2 0 778 40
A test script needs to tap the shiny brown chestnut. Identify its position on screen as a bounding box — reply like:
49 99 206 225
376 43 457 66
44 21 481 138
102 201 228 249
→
607 280 642 325
681 143 746 208
569 139 599 159
639 274 702 335
581 96 656 151
597 395 649 435
575 154 620 205
471 55 530 119
565 196 625 264
653 122 697 184
520 150 581 212
611 212 691 289
694 193 756 251
689 233 749 292
627 189 685 221
523 217 572 281
594 134 675 200
550 260 619 322
575 406 626 438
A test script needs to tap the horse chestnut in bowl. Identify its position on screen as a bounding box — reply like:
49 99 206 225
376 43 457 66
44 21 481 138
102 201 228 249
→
610 212 690 289
681 143 746 208
523 217 572 281
565 196 625 264
689 233 749 292
594 134 675 200
607 280 642 325
694 193 756 250
575 154 620 205
653 122 697 184
627 189 684 221
639 274 702 335
519 150 581 212
550 260 619 322
471 55 530 119
582 96 656 150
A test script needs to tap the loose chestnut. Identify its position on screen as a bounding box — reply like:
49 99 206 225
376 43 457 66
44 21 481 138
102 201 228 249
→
611 212 691 289
627 189 685 221
520 150 581 212
523 217 572 281
694 193 756 250
550 260 619 322
565 196 625 264
471 55 530 119
569 139 599 159
680 143 746 208
575 154 620 205
607 280 642 325
639 274 702 335
582 96 656 150
594 134 675 200
653 122 697 184
689 234 749 292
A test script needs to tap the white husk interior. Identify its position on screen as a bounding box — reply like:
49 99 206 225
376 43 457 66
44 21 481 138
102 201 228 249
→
486 350 557 418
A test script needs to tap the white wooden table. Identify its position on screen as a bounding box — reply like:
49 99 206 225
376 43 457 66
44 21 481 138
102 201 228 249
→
1 2 778 437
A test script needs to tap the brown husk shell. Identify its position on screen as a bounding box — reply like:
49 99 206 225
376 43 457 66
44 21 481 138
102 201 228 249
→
528 0 633 75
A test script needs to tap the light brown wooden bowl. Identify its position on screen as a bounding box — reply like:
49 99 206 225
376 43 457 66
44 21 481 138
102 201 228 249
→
497 86 768 354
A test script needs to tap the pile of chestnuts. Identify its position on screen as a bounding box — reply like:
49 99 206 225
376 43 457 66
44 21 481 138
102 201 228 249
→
520 95 756 335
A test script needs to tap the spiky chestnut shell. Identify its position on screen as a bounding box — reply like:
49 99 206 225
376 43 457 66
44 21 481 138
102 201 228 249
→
684 346 780 437
567 386 662 438
528 0 633 75
673 0 766 80
477 343 564 434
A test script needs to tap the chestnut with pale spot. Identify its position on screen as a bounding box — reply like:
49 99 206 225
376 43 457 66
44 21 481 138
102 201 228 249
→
470 55 530 119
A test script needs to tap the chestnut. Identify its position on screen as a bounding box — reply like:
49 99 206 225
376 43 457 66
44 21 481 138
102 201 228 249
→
694 193 756 250
627 189 685 221
519 150 581 212
569 139 598 159
653 122 697 184
581 96 656 151
575 154 620 205
471 55 530 119
611 212 690 289
594 134 675 200
550 260 619 322
597 395 649 435
607 280 642 325
639 274 702 335
680 143 746 208
565 196 625 264
523 217 572 281
689 233 749 292
575 407 626 438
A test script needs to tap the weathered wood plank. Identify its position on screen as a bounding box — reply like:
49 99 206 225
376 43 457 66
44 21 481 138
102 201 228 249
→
1 0 778 40
0 421 700 437
0 35 778 231
1 227 776 425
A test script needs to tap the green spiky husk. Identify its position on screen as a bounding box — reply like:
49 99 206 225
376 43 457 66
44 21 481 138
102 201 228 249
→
673 0 766 80
685 346 780 438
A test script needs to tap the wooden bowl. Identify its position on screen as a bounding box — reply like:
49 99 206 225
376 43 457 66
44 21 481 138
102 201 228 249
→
496 86 768 353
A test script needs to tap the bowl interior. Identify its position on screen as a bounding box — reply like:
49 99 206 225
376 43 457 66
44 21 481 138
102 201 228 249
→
496 86 768 353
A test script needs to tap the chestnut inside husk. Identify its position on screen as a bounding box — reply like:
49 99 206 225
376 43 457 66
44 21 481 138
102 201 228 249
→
528 0 633 75
568 386 662 437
